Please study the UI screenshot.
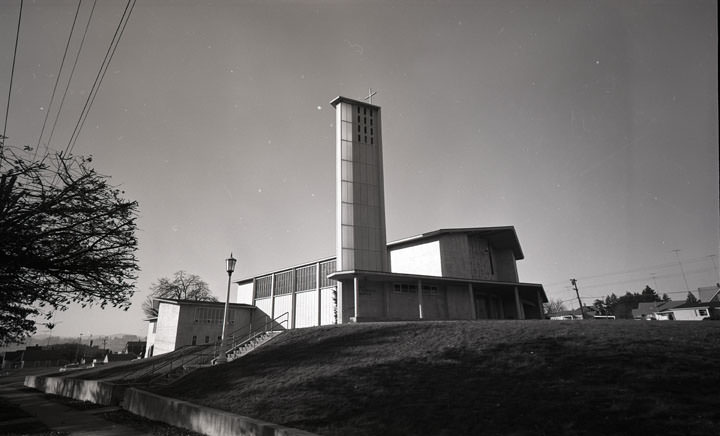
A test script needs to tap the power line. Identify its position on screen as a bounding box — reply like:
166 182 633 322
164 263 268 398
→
672 249 691 294
545 266 714 301
543 254 714 288
47 0 98 150
576 267 712 291
1 0 23 165
570 268 712 301
66 0 136 155
35 0 83 159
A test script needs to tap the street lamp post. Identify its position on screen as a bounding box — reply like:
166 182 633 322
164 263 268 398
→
216 253 236 364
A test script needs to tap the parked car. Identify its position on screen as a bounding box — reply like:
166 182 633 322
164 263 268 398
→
58 363 84 372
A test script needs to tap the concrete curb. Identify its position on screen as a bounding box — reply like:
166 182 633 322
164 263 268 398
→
123 387 318 436
24 375 319 436
24 375 126 406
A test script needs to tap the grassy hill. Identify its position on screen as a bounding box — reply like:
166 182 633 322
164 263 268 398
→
151 320 720 436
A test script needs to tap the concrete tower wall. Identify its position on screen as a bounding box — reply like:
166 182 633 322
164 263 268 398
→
334 97 389 272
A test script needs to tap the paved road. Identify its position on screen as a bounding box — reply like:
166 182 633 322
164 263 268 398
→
0 369 151 436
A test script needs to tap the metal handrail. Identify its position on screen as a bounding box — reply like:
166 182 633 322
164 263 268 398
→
118 344 210 382
119 312 290 383
221 316 289 361
214 311 289 361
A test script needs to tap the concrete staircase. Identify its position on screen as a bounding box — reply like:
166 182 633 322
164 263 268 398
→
149 330 283 386
224 330 283 363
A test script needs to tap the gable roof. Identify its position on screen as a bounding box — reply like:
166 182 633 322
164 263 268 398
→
697 286 720 303
632 302 664 317
153 298 255 310
669 301 720 310
657 300 685 311
387 226 525 260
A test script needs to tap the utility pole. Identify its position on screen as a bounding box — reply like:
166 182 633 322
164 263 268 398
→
672 249 690 294
570 278 585 319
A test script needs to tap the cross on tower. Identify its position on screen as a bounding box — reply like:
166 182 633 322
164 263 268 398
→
364 88 377 104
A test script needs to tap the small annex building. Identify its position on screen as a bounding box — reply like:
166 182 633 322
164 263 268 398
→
144 298 263 357
235 95 547 328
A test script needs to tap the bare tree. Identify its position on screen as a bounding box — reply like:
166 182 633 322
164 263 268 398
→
142 271 216 318
0 144 139 345
544 298 567 316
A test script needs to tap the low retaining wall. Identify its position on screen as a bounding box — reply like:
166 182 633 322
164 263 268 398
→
24 375 125 406
123 388 318 436
23 375 318 436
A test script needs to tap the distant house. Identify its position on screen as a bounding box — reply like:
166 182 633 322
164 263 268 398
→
144 298 266 358
632 301 684 320
549 306 598 320
654 286 720 321
1 347 70 369
124 341 146 356
103 352 138 364
657 302 720 321
1 350 24 369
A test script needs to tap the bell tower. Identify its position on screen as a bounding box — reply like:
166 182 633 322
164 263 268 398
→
331 95 389 273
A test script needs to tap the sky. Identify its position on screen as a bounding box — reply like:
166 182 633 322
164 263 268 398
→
1 0 717 339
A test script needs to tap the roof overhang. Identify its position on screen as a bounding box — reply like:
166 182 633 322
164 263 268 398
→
153 298 256 310
328 269 547 302
330 95 381 110
387 226 525 260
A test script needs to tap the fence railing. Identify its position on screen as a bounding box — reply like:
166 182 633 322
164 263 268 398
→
117 344 211 383
120 311 289 384
214 311 289 360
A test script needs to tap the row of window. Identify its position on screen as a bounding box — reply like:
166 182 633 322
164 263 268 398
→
358 114 374 125
191 335 220 345
254 261 337 299
358 135 374 144
357 106 375 144
357 124 374 135
193 307 236 325
393 284 440 295
275 270 293 295
338 102 375 120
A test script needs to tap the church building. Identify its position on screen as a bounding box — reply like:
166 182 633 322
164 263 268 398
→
236 96 547 327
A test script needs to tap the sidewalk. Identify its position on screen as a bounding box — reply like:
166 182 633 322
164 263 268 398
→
0 380 152 436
